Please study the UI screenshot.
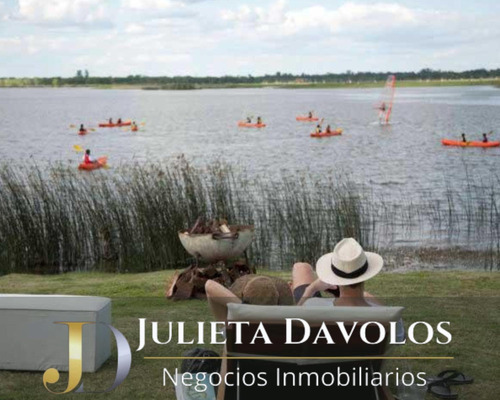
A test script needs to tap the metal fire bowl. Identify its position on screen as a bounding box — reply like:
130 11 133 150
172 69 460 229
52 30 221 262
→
178 225 255 262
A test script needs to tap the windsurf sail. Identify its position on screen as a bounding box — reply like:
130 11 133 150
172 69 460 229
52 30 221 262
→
377 75 396 124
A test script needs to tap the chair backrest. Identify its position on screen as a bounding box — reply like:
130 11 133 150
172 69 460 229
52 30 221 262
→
221 304 404 400
226 304 404 358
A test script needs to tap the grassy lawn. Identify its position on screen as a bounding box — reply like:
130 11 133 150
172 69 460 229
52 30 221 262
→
0 270 499 399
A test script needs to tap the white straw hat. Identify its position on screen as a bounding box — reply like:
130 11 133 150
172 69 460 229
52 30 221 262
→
316 238 383 286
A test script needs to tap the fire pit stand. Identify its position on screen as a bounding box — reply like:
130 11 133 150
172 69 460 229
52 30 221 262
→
166 225 255 300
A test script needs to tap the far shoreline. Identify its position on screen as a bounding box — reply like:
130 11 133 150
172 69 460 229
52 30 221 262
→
0 78 499 91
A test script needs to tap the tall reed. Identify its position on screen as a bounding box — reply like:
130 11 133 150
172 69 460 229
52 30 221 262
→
0 159 499 275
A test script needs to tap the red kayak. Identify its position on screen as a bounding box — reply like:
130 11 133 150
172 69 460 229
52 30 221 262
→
78 157 108 171
310 129 343 138
238 121 266 128
296 116 319 122
78 129 88 136
99 121 132 128
441 139 500 148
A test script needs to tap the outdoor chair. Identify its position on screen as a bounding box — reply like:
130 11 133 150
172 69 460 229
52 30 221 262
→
217 303 404 400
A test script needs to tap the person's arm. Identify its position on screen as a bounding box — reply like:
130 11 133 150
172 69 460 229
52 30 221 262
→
297 278 338 306
205 280 241 322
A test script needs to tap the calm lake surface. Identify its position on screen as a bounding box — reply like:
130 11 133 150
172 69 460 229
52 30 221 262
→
1 85 500 207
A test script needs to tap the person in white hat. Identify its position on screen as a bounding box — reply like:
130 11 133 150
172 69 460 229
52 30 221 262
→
293 238 405 342
292 238 384 307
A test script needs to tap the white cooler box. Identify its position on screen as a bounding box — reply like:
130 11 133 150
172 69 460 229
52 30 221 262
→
0 294 111 372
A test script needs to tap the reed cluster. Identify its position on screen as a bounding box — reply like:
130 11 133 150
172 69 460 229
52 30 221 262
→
0 158 498 275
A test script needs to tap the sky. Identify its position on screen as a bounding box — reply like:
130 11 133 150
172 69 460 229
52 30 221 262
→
0 0 499 77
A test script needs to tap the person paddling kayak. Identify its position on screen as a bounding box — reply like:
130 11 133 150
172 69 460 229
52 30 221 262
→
257 116 262 125
131 121 138 131
79 124 86 133
308 111 313 118
246 117 252 123
315 124 322 134
108 118 113 124
83 149 97 164
483 133 489 143
462 133 467 143
117 118 122 124
325 125 331 133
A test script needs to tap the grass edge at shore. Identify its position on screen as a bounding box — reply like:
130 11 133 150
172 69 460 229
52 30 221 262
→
1 78 499 90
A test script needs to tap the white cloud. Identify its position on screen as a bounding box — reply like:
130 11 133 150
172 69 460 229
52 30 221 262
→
1 1 499 76
122 0 179 10
13 0 111 26
125 23 145 33
221 1 421 39
121 0 198 20
216 0 500 60
134 53 191 63
221 0 286 25
0 35 66 55
0 37 22 50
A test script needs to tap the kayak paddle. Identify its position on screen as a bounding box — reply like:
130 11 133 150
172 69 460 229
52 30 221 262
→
102 155 111 169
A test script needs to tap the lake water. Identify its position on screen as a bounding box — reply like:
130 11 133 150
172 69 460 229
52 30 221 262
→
1 85 500 204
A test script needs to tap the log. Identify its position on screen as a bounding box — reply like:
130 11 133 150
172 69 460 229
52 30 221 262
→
165 260 253 301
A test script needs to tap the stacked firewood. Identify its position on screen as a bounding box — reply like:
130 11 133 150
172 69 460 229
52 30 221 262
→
166 260 252 300
188 218 231 234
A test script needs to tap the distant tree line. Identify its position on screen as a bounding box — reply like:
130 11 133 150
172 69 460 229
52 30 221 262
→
0 68 499 87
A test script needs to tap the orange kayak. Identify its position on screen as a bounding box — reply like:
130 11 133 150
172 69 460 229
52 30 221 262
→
441 139 500 148
99 121 132 128
310 129 343 138
78 157 108 171
78 129 88 136
238 121 266 128
296 116 319 122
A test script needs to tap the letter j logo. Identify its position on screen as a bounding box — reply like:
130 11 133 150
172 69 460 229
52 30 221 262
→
43 322 131 394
